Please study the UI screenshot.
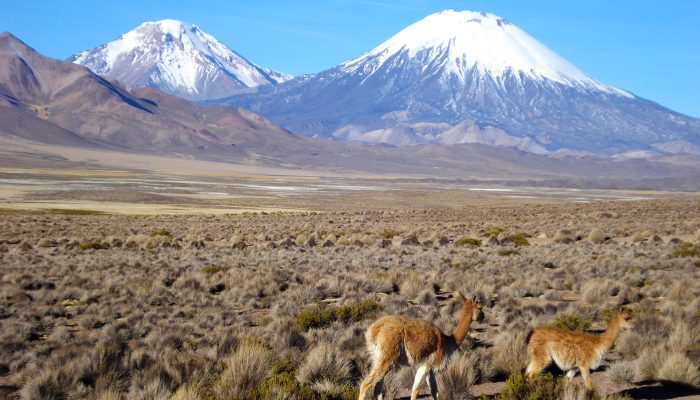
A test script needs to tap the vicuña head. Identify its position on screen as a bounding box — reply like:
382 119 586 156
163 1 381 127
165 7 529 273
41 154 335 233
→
358 291 483 400
525 307 632 390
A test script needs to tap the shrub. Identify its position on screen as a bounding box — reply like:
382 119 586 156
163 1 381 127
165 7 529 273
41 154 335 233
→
400 276 423 300
455 237 482 248
215 343 273 399
36 238 57 248
80 241 103 250
672 242 699 257
267 318 306 350
150 229 172 237
437 351 477 400
295 233 308 247
492 331 529 376
637 346 666 381
297 342 351 391
333 300 381 324
498 372 561 400
498 248 520 256
252 370 319 399
21 368 66 400
495 372 622 400
295 306 334 331
632 230 653 242
657 352 700 387
608 361 635 385
295 301 381 330
553 230 573 243
483 227 504 237
513 233 530 247
666 282 692 304
379 229 400 239
553 314 592 332
582 279 619 304
201 265 223 274
588 228 606 243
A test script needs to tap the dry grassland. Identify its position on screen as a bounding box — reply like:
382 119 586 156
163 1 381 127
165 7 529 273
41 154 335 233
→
1 200 699 399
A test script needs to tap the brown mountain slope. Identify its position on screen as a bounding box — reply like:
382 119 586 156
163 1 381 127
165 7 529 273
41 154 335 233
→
0 106 98 147
0 32 303 157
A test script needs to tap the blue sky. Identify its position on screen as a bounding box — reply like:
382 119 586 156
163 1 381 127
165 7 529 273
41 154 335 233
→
2 0 699 117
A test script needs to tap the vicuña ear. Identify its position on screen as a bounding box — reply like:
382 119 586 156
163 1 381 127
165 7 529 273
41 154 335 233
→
456 291 467 301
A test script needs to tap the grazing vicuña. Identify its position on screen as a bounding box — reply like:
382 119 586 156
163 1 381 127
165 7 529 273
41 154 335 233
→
358 291 484 400
525 308 633 390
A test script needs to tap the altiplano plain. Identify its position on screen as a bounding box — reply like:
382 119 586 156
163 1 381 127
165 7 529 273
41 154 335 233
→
1 158 699 399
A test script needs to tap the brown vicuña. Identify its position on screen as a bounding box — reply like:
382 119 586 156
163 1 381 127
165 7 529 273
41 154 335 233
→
358 291 484 400
525 308 632 389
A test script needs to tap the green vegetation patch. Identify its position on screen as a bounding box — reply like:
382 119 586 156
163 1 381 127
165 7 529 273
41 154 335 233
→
455 237 482 248
490 372 628 400
378 229 400 239
553 314 592 332
202 264 224 274
295 300 381 330
672 242 699 257
251 364 358 400
513 232 530 247
150 229 172 237
483 227 504 237
498 248 520 256
79 241 104 250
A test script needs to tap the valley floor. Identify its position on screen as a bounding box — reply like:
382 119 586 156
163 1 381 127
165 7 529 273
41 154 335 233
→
1 198 699 399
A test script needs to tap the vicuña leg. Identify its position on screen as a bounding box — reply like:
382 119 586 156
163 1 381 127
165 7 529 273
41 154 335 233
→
373 377 384 400
358 358 391 400
426 369 439 400
579 368 593 390
566 369 576 380
411 365 428 400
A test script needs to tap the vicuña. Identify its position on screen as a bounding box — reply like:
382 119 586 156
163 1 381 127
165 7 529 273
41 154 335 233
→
358 291 484 400
525 308 633 390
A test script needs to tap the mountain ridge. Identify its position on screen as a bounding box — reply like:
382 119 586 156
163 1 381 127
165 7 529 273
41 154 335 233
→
1 31 699 191
215 10 700 156
69 19 291 101
0 31 305 157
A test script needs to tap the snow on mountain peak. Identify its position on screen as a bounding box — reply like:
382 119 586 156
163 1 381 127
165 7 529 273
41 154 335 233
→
342 9 630 97
143 19 194 36
70 19 291 100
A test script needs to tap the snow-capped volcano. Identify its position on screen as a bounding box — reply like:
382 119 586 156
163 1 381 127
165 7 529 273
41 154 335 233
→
70 19 291 100
341 10 629 96
218 9 700 155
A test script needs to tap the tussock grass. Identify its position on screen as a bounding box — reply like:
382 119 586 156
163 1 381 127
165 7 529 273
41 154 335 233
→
3 201 700 399
215 343 273 399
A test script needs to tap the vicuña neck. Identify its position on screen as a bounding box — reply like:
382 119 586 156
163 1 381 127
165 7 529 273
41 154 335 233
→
452 301 474 345
599 316 623 350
